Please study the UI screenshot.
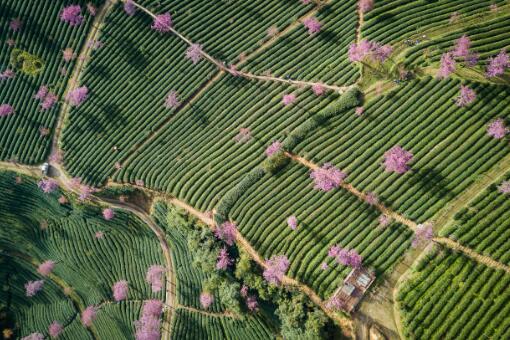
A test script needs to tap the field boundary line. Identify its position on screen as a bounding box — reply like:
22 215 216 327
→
51 0 115 160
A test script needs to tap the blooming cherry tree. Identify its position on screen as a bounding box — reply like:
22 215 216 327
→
200 292 214 309
487 119 508 139
135 300 163 340
412 223 434 247
265 141 282 157
48 321 63 338
81 306 97 327
349 40 393 63
216 247 232 270
263 255 290 285
383 145 413 174
37 260 55 276
498 181 510 194
185 44 203 64
60 5 84 26
21 333 44 340
146 265 165 292
151 13 172 32
25 280 44 297
164 90 180 109
358 0 374 13
312 84 325 96
486 49 509 78
287 215 298 230
102 208 115 220
9 18 22 32
215 221 237 245
452 35 471 59
310 163 347 192
234 128 252 143
282 93 296 106
303 17 321 35
0 104 14 117
124 0 136 15
456 85 476 107
38 178 59 193
112 280 129 301
437 52 456 78
66 86 89 106
378 215 391 227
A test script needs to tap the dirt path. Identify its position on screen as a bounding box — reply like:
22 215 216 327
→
356 5 364 44
3 251 98 339
50 0 114 159
285 152 418 230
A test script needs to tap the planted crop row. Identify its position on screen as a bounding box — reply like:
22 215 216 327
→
294 76 510 223
240 0 358 85
363 0 507 44
229 162 412 298
0 0 96 164
403 14 510 68
441 173 510 265
115 75 342 211
171 308 274 340
397 246 510 339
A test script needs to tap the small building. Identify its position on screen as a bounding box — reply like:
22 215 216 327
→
40 162 49 176
329 267 376 313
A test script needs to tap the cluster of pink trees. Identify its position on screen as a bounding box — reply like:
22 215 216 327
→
216 247 232 270
265 140 282 157
135 300 163 340
38 178 59 193
487 119 508 139
25 280 44 297
200 292 214 309
328 245 363 268
455 85 476 107
263 255 290 285
486 49 509 78
185 44 203 64
310 163 347 192
66 86 89 107
0 104 14 117
112 280 129 301
383 145 413 174
349 40 393 64
215 221 237 245
34 85 58 111
146 265 165 292
412 223 434 247
60 5 84 26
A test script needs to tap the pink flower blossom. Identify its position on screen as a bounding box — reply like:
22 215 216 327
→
185 44 203 64
378 215 391 227
9 18 22 32
465 53 479 67
21 333 44 340
349 40 393 63
355 106 364 116
328 246 362 268
498 181 510 194
312 84 325 96
287 215 298 230
452 35 471 59
95 231 104 239
216 247 232 270
265 140 282 157
234 128 252 143
215 221 237 245
38 178 59 193
320 262 329 270
487 119 508 139
358 0 374 13
79 185 95 201
146 265 165 292
310 163 347 192
486 50 509 78
263 255 289 285
0 69 15 80
0 104 14 117
41 93 58 111
437 53 456 79
60 5 84 26
325 296 344 310
383 145 413 174
102 208 115 220
142 299 163 317
164 90 180 109
303 17 321 35
200 292 214 309
267 25 279 37
135 315 161 340
282 93 296 105
151 13 172 32
456 85 476 107
48 320 63 338
124 0 136 16
365 191 379 205
86 3 97 16
246 295 258 312
58 196 68 204
81 306 97 327
328 245 341 258
62 47 76 62
412 223 434 247
37 260 55 276
112 280 129 301
240 285 249 298
66 86 88 106
25 280 44 297
35 86 49 100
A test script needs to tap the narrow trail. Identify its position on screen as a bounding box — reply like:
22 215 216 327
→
50 0 114 159
356 5 364 44
162 197 354 338
3 251 98 340
129 0 349 94
285 152 418 230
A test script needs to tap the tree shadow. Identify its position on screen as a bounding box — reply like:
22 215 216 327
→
408 167 454 201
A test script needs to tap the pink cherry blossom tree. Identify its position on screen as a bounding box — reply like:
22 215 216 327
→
164 90 180 109
246 295 258 312
0 104 14 117
320 262 329 270
383 145 413 174
312 84 325 96
234 128 252 143
412 223 434 247
185 44 203 64
81 306 97 327
287 215 298 230
328 245 363 268
62 48 76 62
216 247 232 270
60 5 84 26
112 280 129 301
282 93 296 106
452 35 471 59
9 18 22 32
437 52 456 79
487 119 508 139
265 141 282 157
38 178 59 193
325 295 345 310
303 17 321 35
348 40 393 63
124 0 136 15
151 13 172 32
142 299 163 316
365 192 379 205
486 49 509 78
102 208 115 220
66 86 88 106
21 333 44 340
358 0 374 13
378 215 391 227
310 163 347 192
146 265 165 292
456 85 476 107
37 260 55 276
48 321 63 338
498 180 510 194
215 221 237 245
25 280 44 297
263 255 290 285
200 292 214 309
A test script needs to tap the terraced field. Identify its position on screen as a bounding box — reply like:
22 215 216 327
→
0 0 98 163
397 246 510 340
